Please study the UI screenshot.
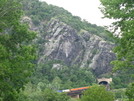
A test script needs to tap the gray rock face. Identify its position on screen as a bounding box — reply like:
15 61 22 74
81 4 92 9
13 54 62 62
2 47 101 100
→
26 17 116 76
43 19 84 66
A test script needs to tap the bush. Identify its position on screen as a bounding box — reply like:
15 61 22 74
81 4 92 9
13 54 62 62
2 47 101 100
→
81 84 115 101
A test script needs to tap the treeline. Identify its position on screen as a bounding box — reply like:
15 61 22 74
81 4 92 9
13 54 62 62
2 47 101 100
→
99 69 134 89
17 83 130 101
18 86 71 101
17 59 96 101
21 0 113 42
30 60 96 90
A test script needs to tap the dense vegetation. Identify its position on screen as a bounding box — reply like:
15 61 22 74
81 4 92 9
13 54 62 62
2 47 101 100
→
21 0 134 89
99 69 134 89
100 0 134 71
30 60 96 90
81 84 115 101
18 86 70 101
0 0 37 100
21 0 113 42
100 0 134 100
1 0 134 100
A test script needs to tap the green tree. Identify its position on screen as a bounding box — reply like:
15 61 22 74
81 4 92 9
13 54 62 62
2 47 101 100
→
125 83 134 101
81 84 115 101
0 0 37 100
114 89 126 99
100 1 134 100
99 0 134 71
43 88 70 101
0 0 21 32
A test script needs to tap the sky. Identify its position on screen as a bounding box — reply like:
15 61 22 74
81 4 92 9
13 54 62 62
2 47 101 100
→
39 0 114 26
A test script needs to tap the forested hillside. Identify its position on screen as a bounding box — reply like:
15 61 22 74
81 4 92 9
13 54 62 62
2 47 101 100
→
1 0 134 100
21 0 113 42
22 0 133 86
21 0 134 94
20 0 111 88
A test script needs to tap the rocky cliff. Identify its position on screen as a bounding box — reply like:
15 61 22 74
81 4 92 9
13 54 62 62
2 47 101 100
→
23 17 116 76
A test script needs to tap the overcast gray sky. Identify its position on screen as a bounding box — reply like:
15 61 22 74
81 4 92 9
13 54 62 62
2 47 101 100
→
39 0 114 26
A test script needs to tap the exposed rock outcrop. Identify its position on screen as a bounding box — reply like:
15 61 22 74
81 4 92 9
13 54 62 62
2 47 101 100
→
24 16 116 76
40 19 116 76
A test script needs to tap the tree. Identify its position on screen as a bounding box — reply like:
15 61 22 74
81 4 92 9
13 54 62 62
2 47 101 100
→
99 0 134 72
0 0 22 32
114 89 126 99
100 1 134 100
0 0 37 100
125 83 134 101
43 88 70 101
81 85 115 101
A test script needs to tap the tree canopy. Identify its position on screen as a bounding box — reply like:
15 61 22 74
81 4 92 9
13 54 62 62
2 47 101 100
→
125 83 134 101
21 0 113 42
80 84 115 101
0 0 37 100
43 88 70 101
100 0 134 71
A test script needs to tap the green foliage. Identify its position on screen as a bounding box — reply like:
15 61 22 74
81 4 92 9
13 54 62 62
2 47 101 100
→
21 0 111 41
100 0 134 71
114 89 126 99
125 82 134 101
18 82 44 101
0 0 22 32
112 69 134 89
43 88 70 101
81 84 115 101
100 0 134 99
30 60 96 90
0 0 37 100
18 83 70 101
68 98 78 101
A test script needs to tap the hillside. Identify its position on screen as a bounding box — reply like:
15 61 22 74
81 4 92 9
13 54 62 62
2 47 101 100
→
21 0 113 41
1 0 134 101
20 0 134 90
